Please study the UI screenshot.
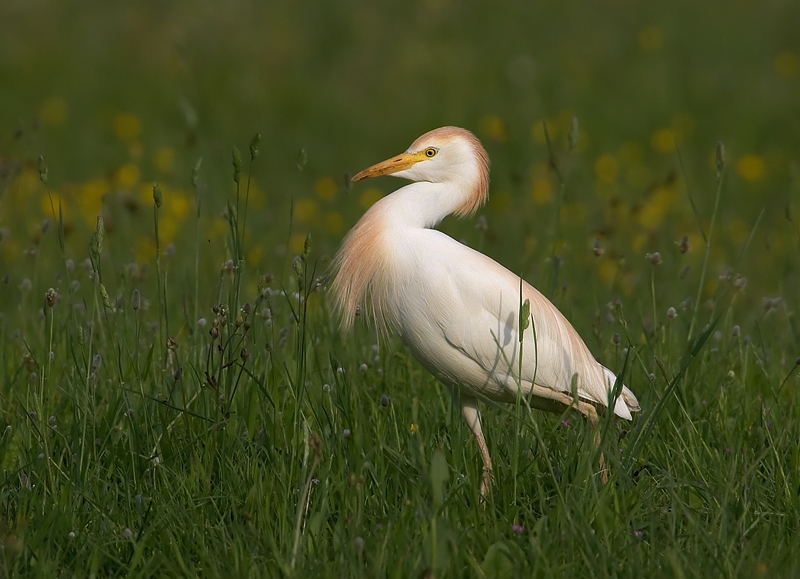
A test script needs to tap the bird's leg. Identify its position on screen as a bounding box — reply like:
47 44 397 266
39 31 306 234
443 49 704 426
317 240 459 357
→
575 400 609 485
460 397 493 501
552 393 608 484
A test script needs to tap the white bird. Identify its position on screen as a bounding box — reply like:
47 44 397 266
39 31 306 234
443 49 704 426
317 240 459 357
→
331 126 639 498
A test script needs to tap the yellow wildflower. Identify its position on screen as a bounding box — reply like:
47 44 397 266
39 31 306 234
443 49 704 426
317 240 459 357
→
598 259 618 286
294 199 320 224
153 147 176 174
113 113 142 142
625 166 653 191
638 26 664 52
39 97 68 126
736 155 766 183
637 187 678 230
314 177 338 202
158 214 179 243
530 162 553 205
479 114 507 142
79 179 111 227
165 190 191 221
409 423 418 434
532 178 553 205
115 163 140 189
211 218 227 240
594 154 619 184
631 233 648 254
359 188 383 210
7 166 40 206
247 245 263 266
650 129 675 154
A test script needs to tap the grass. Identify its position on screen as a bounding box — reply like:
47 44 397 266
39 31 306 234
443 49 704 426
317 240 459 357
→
1 1 800 577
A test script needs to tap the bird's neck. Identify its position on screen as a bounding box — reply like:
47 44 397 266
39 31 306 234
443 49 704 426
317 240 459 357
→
379 181 464 229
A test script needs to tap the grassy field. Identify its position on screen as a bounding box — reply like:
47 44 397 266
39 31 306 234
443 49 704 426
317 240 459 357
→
1 0 799 577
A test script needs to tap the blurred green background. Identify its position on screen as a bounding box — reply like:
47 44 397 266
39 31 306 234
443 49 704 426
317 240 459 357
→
1 1 800 575
1 0 799 325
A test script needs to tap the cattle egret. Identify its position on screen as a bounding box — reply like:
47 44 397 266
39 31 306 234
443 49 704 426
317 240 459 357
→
331 126 640 498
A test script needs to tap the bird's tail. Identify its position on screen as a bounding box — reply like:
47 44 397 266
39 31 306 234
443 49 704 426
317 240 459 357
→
601 365 640 420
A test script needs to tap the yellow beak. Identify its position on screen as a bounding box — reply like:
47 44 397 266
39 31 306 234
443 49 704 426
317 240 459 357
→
352 151 425 181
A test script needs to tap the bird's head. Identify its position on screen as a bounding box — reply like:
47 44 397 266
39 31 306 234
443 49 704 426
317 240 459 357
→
351 126 490 216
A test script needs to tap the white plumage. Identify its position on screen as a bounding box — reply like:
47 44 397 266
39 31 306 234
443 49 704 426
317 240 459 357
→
332 126 639 497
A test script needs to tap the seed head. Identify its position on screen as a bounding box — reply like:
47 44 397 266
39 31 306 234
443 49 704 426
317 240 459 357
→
37 155 49 184
519 299 531 334
45 288 57 308
568 115 580 151
679 235 690 254
296 148 308 171
715 141 726 175
646 252 662 265
293 255 304 278
152 183 163 208
667 307 677 319
191 157 203 188
592 238 604 257
131 289 141 311
90 217 104 259
232 146 242 184
100 284 111 309
249 133 261 161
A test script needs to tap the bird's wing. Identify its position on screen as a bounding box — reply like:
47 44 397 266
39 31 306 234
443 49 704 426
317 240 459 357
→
439 248 637 419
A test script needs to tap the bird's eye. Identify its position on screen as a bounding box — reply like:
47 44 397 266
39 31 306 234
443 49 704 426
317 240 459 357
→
424 147 437 158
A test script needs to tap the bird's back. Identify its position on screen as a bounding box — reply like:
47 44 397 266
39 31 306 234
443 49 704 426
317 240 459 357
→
380 229 639 419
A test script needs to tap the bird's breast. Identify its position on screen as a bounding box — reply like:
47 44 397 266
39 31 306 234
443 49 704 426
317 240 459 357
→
378 228 512 397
